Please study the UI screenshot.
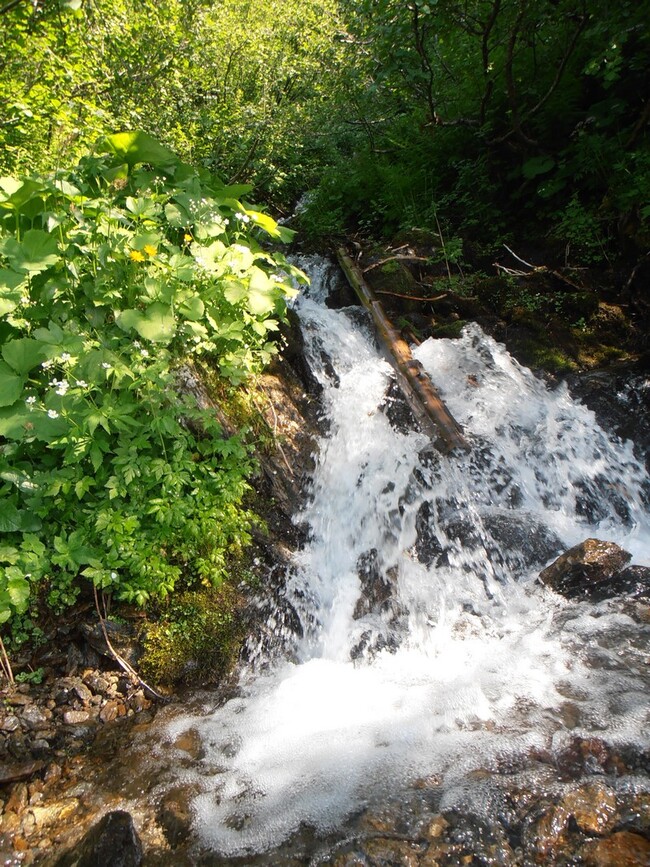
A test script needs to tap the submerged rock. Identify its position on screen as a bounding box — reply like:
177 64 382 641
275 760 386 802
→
53 810 142 867
539 538 633 600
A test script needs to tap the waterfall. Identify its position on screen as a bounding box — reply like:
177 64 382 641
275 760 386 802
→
161 256 650 857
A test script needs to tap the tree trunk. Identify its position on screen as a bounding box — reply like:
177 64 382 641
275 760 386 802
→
337 248 469 453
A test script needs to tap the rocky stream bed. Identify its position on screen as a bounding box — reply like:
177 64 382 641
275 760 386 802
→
1 246 650 865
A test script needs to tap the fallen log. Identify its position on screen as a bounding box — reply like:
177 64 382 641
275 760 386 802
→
337 248 469 453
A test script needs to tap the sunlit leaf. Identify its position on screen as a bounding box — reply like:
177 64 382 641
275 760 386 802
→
2 229 59 274
0 362 25 406
2 338 46 374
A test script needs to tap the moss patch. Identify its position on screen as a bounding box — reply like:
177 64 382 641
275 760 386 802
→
139 584 246 688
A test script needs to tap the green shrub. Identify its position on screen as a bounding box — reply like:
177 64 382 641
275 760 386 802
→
0 132 306 631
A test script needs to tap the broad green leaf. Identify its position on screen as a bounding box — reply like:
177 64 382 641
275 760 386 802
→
178 294 205 321
6 567 30 611
126 197 161 220
2 229 59 274
164 203 189 228
223 280 248 305
0 178 22 198
117 302 176 342
246 268 276 315
245 209 282 238
225 243 255 273
101 131 179 170
0 403 31 438
33 322 84 357
0 362 25 406
522 156 556 179
168 253 195 282
2 338 46 374
0 502 21 532
192 240 226 273
0 269 25 292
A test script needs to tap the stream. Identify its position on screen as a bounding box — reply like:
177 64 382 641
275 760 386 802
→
139 256 650 863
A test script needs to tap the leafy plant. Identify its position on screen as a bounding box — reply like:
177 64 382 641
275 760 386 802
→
0 132 306 630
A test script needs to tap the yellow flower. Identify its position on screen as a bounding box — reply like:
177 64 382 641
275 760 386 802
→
183 233 192 243
129 250 145 262
143 244 157 257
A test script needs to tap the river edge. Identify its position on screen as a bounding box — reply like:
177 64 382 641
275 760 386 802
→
1 246 649 864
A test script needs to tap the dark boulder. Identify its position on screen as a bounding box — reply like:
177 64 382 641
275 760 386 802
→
53 810 142 867
539 538 633 601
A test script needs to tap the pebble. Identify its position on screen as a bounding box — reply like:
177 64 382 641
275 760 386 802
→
63 710 90 725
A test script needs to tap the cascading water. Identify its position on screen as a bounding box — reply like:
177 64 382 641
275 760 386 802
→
161 256 650 859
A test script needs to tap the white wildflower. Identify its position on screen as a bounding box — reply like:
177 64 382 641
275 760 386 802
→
140 348 149 358
55 380 69 396
101 362 111 369
41 359 53 369
25 396 37 407
60 352 71 362
76 380 88 388
47 409 59 419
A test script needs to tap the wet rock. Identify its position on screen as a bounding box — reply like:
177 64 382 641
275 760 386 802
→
561 781 618 834
353 549 394 618
5 782 28 814
482 513 564 570
29 798 79 829
359 837 421 866
52 810 142 866
413 501 444 567
539 538 632 600
581 830 650 866
0 760 45 785
615 565 650 601
158 786 196 846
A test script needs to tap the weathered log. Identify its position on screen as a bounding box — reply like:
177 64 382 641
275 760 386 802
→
337 248 469 453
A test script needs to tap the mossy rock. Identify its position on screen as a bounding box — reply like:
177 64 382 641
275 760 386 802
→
139 585 246 688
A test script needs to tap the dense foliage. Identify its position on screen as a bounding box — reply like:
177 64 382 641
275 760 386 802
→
303 0 650 266
0 0 345 209
0 131 303 633
0 0 648 657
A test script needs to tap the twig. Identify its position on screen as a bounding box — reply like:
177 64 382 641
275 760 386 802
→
376 289 448 303
0 635 14 684
503 244 536 270
363 254 430 273
93 586 168 702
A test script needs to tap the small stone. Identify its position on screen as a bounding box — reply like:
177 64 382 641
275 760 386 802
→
582 830 650 866
426 816 449 839
173 728 204 760
12 834 29 852
99 700 120 723
44 762 62 784
129 691 150 713
83 671 110 694
562 781 618 834
6 782 28 814
0 811 21 833
74 682 93 704
158 787 195 846
29 797 80 829
63 710 90 725
1 714 20 733
20 705 50 731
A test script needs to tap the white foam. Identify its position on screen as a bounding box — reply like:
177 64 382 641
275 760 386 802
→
159 263 650 855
